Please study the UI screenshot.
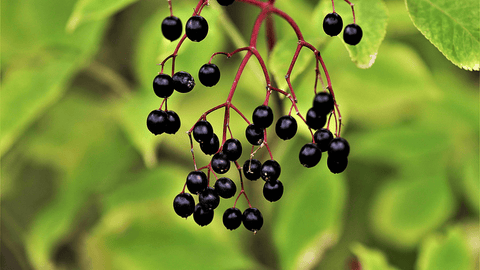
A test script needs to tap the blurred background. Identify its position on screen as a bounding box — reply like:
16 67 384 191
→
1 0 478 269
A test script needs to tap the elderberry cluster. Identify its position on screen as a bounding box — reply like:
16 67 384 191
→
323 11 363 45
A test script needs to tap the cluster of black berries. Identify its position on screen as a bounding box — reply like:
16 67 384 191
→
323 12 363 45
162 14 209 42
243 159 284 203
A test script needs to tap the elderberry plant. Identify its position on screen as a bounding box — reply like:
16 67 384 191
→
149 0 363 233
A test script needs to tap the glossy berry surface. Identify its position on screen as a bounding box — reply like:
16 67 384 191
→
223 138 242 161
211 152 231 174
193 120 214 143
153 73 174 98
252 105 274 129
217 0 235 6
327 156 348 174
328 137 350 158
299 143 322 168
313 92 334 115
245 124 264 145
199 63 220 87
223 207 242 230
261 159 281 181
243 159 262 180
243 208 263 232
314 128 334 152
323 12 343 36
199 187 220 210
263 180 284 202
186 15 209 42
186 170 208 194
343 23 363 45
161 16 182 41
214 177 237 198
146 110 167 135
193 204 214 226
306 108 327 130
173 193 195 218
172 71 195 93
164 110 181 134
200 133 219 155
275 115 297 140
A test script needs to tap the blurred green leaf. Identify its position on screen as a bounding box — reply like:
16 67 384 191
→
416 226 474 270
350 243 400 270
460 152 479 214
405 0 480 70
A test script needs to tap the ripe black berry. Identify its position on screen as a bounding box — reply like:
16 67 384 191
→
323 12 343 37
314 128 334 152
243 159 262 180
214 177 237 199
243 208 263 232
146 110 167 135
173 193 195 218
306 108 327 130
245 124 264 145
153 73 174 98
217 0 235 6
186 170 208 194
193 204 214 226
299 143 322 168
172 71 195 93
343 23 363 45
313 92 334 115
328 137 350 158
252 105 274 129
193 120 213 143
261 159 281 181
275 115 297 140
199 187 220 210
186 15 209 42
200 133 219 155
327 156 348 174
223 207 242 230
199 63 220 87
164 110 181 134
161 16 182 41
211 152 231 174
223 138 242 161
263 180 284 202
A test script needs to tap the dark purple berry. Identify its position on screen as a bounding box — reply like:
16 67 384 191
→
193 204 214 226
327 156 348 174
164 110 181 134
328 137 350 158
214 177 236 199
153 73 174 98
162 16 182 41
223 138 242 161
275 115 297 140
299 143 322 168
343 23 363 45
199 63 220 87
263 180 284 202
243 208 263 232
261 159 281 181
211 152 230 174
147 110 167 135
199 187 220 210
200 133 219 155
186 15 209 42
173 193 195 218
323 12 343 36
313 92 334 115
306 108 327 130
314 128 334 152
172 71 195 93
223 207 242 230
245 124 264 145
193 120 213 143
217 0 235 6
186 170 208 194
252 105 274 129
243 159 262 180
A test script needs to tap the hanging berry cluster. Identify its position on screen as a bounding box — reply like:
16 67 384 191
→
146 0 362 233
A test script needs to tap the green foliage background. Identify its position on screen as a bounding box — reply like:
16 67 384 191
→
1 0 478 269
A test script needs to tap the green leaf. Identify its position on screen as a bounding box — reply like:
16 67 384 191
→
315 0 388 68
405 0 480 70
416 227 474 270
460 151 480 214
350 243 400 270
66 0 139 32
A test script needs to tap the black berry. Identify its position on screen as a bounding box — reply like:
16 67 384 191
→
327 156 348 174
328 137 350 158
186 170 208 194
252 105 274 129
313 92 334 115
261 159 281 181
211 152 231 174
193 120 214 143
200 133 219 155
223 207 242 230
153 73 174 98
223 138 242 161
343 23 363 45
164 110 181 134
299 143 322 168
263 180 284 202
243 159 262 180
214 177 237 199
186 15 209 42
217 0 235 6
306 108 327 130
173 193 195 218
245 124 264 145
243 208 263 232
193 204 214 226
199 63 220 87
314 128 334 152
146 110 167 135
162 16 182 41
323 12 343 36
275 115 297 140
172 71 195 93
199 187 220 210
